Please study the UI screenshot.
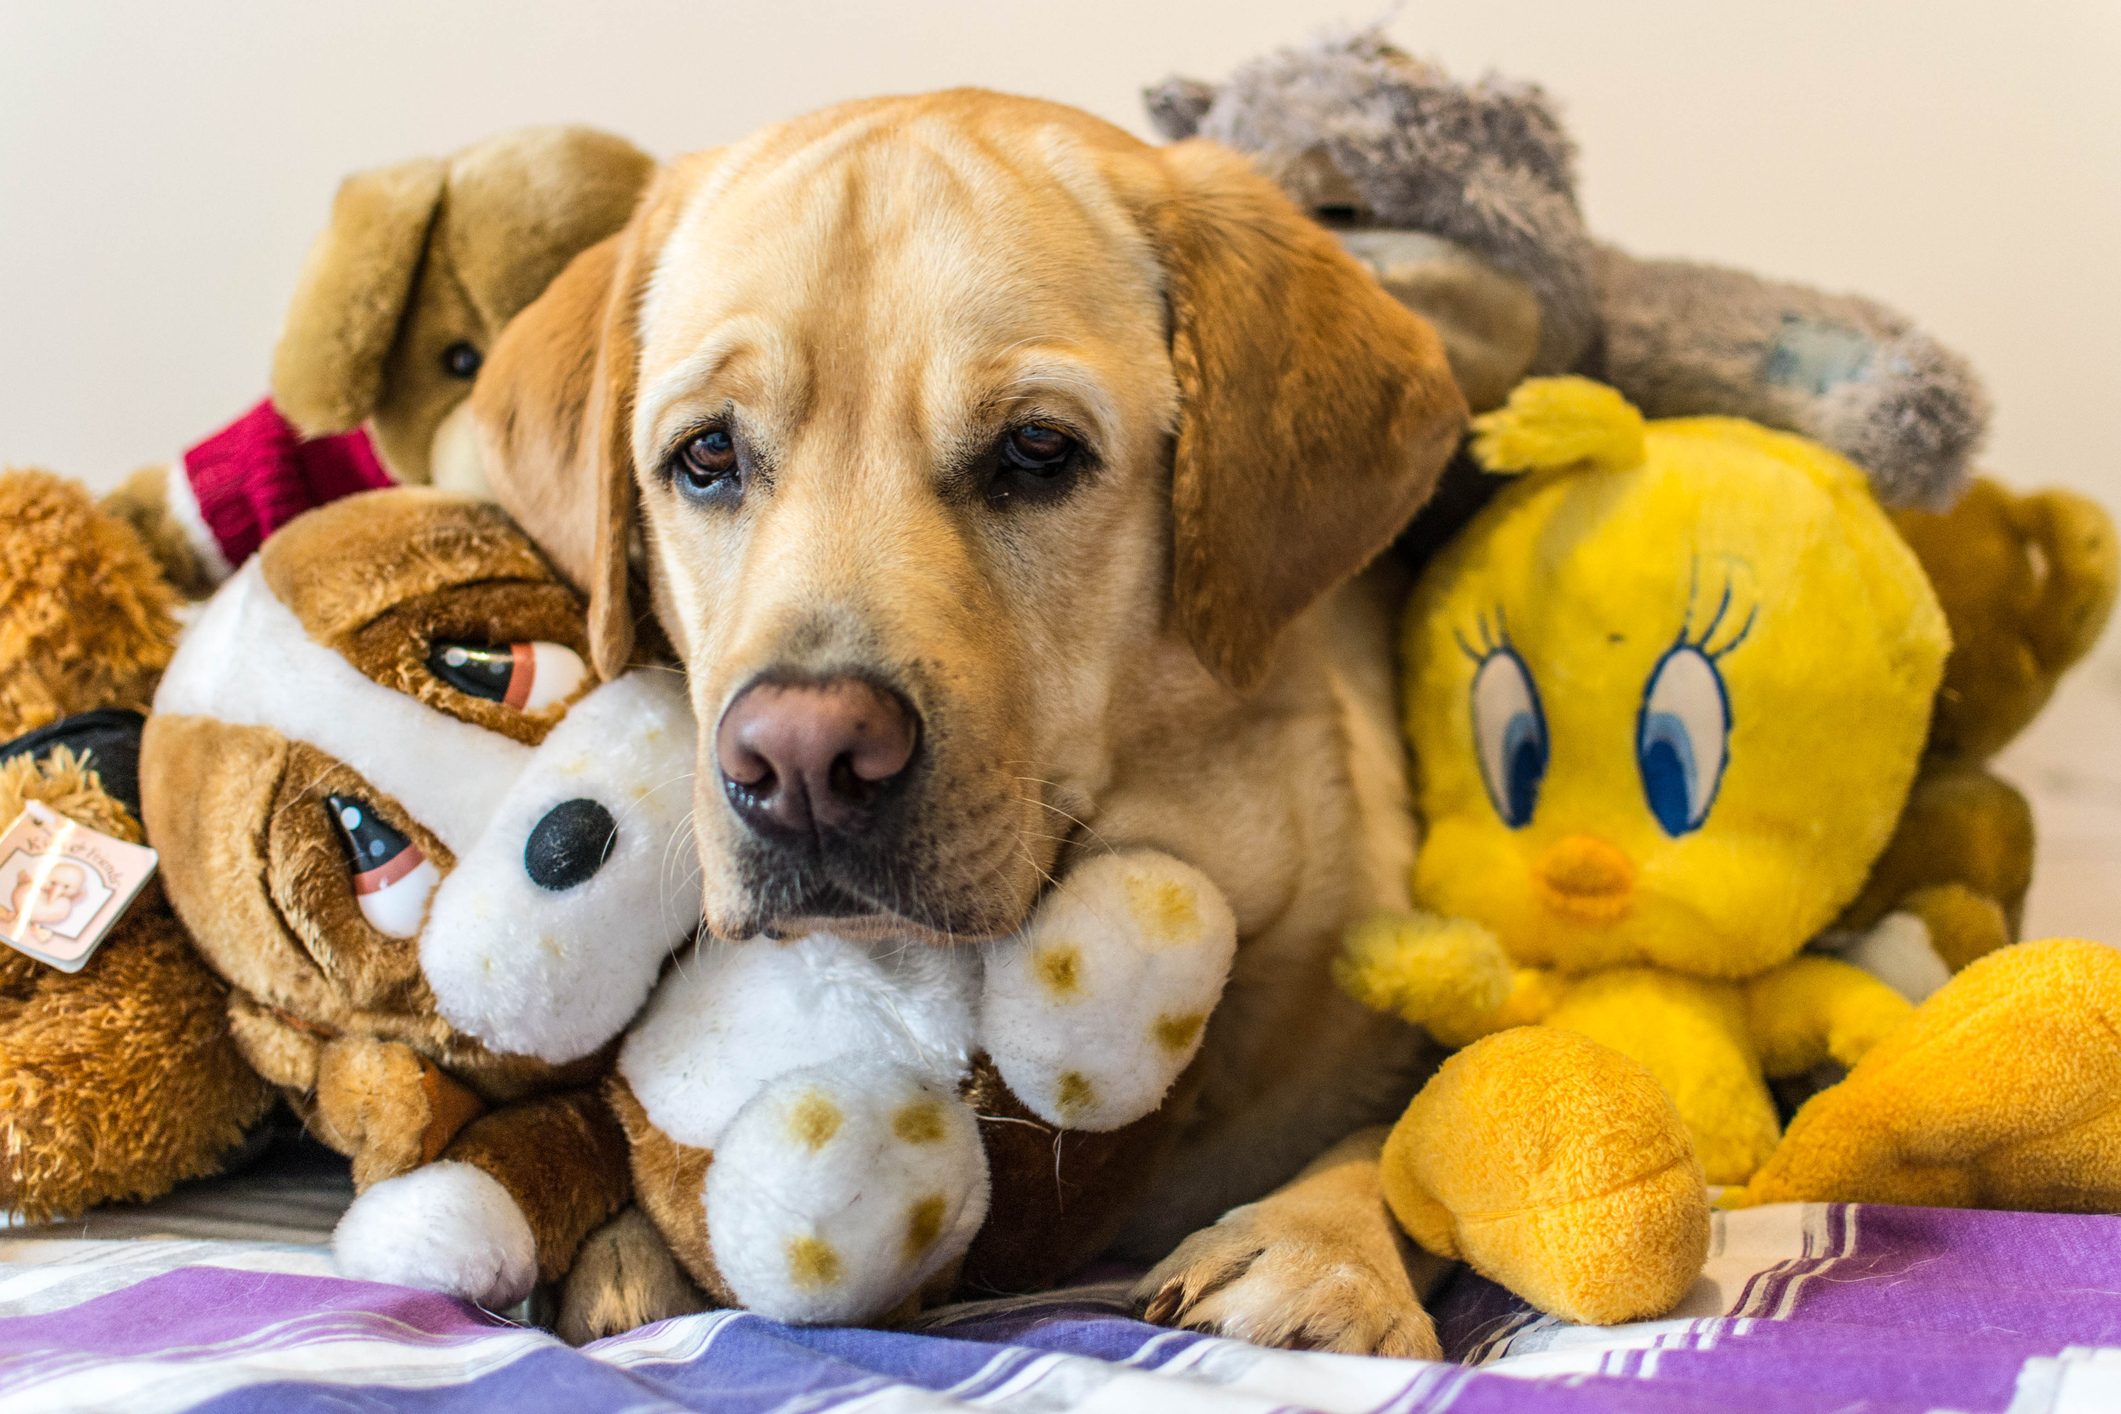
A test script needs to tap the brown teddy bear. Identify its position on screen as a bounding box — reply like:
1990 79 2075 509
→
102 126 655 596
140 488 701 1310
0 469 275 1222
1829 479 2119 991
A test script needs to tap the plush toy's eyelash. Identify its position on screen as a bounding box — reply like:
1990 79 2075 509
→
1454 605 1514 664
1674 560 1758 660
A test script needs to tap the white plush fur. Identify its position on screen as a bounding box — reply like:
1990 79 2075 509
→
982 851 1237 1130
620 932 979 1151
426 398 497 500
333 1161 537 1309
1835 910 1953 1004
166 456 236 584
421 671 703 1063
154 560 529 854
703 1061 989 1325
616 851 1239 1325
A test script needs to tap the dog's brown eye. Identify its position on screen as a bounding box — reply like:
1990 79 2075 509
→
988 423 1086 509
674 427 739 501
1005 425 1073 472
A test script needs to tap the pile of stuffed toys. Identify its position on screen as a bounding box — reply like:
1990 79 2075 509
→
3 29 2116 1343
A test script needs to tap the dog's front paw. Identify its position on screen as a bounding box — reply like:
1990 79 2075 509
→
558 1204 711 1344
333 1160 536 1309
1132 1200 1441 1360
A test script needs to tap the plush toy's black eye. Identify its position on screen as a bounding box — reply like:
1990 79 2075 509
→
988 423 1084 507
673 427 740 503
442 342 483 379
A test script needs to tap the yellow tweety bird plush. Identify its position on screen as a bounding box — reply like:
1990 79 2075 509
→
1341 378 2121 1326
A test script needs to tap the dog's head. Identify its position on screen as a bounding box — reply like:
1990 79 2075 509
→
475 91 1465 945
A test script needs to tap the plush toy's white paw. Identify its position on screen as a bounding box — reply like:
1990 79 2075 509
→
1832 910 1952 1004
704 1061 988 1325
982 850 1236 1130
333 1160 537 1309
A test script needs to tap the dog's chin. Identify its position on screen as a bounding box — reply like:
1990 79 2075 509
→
704 895 1023 948
702 861 1037 947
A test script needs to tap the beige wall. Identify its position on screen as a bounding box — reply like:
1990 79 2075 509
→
3 0 2116 929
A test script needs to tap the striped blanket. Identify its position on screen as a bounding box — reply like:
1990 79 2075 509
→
3 1202 2117 1413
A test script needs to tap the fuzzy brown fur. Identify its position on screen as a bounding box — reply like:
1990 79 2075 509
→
0 471 179 739
0 751 274 1222
272 128 655 488
100 466 225 600
558 1205 711 1344
447 1088 633 1283
1837 480 2118 961
607 1075 731 1301
960 1057 1200 1297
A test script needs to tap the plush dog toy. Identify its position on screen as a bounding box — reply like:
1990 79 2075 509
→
103 126 655 594
1147 29 1986 508
610 850 1237 1325
140 488 698 1307
0 470 275 1221
1337 378 2121 1324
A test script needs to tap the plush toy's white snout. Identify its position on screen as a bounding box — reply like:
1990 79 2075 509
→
420 671 703 1063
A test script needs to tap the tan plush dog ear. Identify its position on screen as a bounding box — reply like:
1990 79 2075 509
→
471 233 643 680
272 158 448 437
1144 141 1468 692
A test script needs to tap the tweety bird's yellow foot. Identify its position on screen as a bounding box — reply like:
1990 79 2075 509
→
1728 939 2121 1211
1381 1027 1709 1324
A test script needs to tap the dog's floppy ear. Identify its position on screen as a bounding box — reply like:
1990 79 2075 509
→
472 228 647 681
272 158 448 437
1145 141 1468 692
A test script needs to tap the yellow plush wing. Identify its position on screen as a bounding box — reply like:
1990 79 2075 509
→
1336 911 1514 1031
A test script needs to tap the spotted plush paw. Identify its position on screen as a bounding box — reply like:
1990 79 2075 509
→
981 850 1236 1131
332 1160 537 1309
704 1061 988 1325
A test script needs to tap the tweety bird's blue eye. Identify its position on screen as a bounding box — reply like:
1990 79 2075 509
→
1472 648 1547 828
1637 645 1731 835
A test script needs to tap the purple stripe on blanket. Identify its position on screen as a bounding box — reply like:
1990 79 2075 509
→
0 1268 504 1358
12 1204 2121 1414
194 1351 660 1414
1790 1204 2121 1340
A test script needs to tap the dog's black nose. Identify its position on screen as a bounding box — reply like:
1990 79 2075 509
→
524 798 618 890
717 678 918 836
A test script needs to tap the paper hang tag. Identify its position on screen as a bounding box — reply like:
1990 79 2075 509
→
0 800 159 973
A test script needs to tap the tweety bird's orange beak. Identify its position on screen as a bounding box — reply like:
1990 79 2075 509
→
1534 834 1635 924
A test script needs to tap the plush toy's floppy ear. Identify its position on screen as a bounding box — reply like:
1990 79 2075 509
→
472 230 646 681
1143 141 1467 692
272 158 448 437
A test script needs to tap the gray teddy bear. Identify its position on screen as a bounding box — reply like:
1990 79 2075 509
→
1148 29 1985 509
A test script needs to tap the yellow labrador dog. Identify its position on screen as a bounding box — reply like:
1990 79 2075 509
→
472 89 1465 1355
